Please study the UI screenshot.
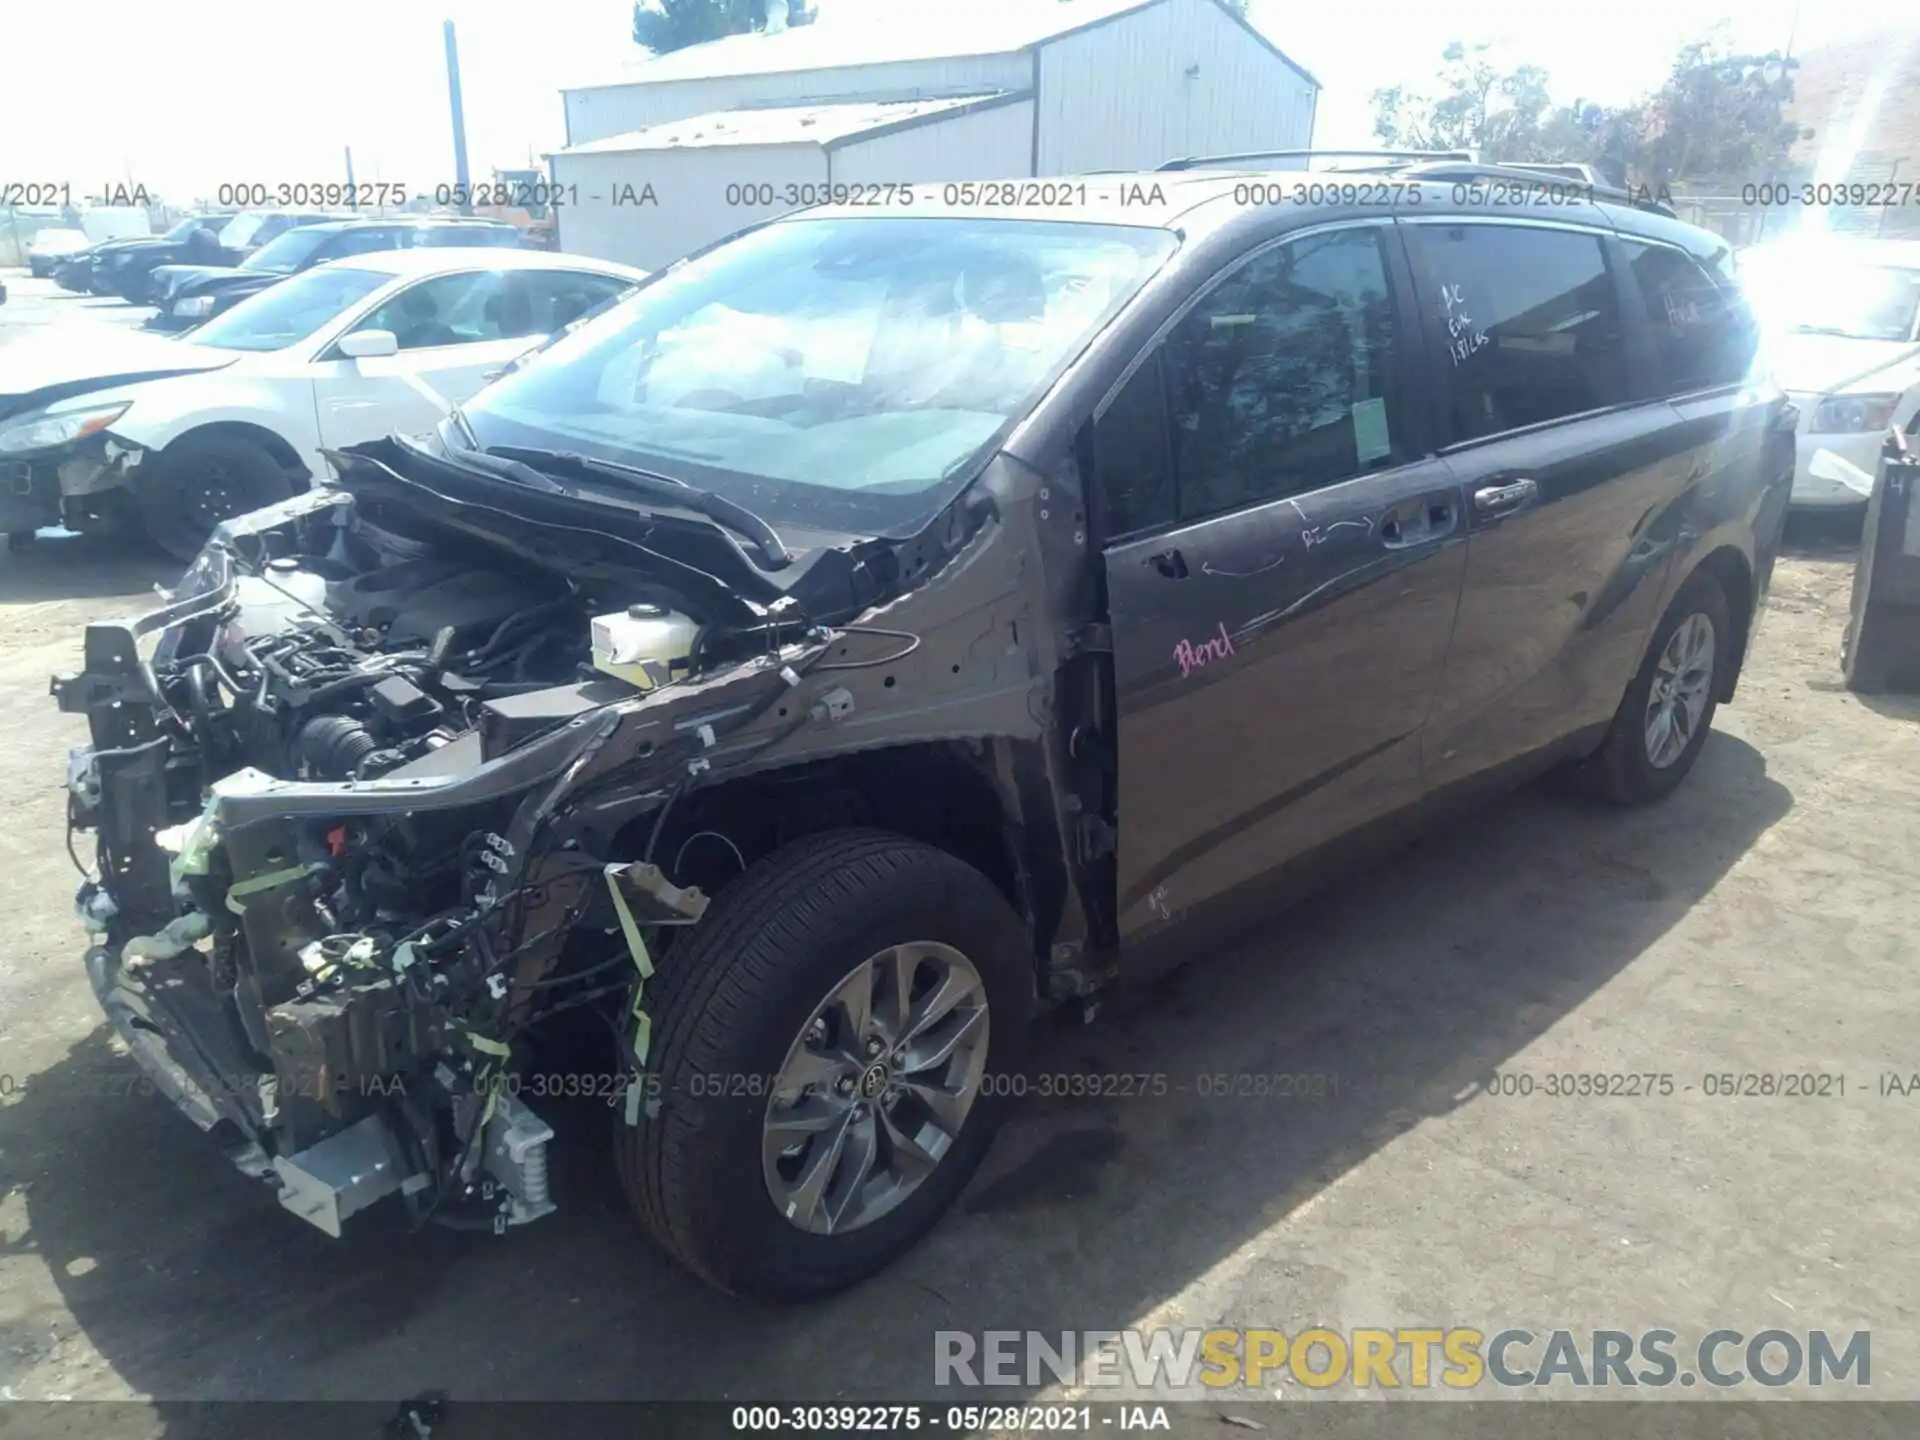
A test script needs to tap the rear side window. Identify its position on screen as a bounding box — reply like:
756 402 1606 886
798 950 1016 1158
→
1624 240 1759 392
1410 225 1627 441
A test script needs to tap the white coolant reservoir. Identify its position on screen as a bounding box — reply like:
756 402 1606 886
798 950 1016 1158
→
591 604 700 691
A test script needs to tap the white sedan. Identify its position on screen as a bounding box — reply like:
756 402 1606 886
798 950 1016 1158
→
1739 236 1920 508
0 248 646 555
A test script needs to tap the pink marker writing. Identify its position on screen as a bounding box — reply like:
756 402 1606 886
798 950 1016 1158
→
1174 621 1236 677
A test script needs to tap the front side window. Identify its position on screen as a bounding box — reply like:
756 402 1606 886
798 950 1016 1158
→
355 272 556 351
461 217 1177 538
354 271 510 350
1093 354 1177 537
1410 224 1627 441
185 266 391 353
1624 240 1759 392
1163 226 1406 523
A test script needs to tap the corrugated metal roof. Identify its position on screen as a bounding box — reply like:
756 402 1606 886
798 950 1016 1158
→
577 0 1314 89
555 93 1023 155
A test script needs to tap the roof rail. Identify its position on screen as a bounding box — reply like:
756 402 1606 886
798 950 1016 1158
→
1157 148 1476 172
1397 160 1677 216
1500 162 1603 184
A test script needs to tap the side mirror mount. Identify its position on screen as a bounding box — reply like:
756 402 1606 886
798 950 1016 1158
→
338 329 399 359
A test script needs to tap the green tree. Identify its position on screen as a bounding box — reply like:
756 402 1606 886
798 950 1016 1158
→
1369 42 1560 162
1632 26 1804 187
632 0 815 55
1371 28 1805 189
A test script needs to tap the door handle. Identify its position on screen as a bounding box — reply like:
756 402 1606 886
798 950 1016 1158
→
1148 548 1189 579
1473 479 1538 515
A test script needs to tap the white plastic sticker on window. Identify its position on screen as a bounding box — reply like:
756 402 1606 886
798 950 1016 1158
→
1352 397 1392 465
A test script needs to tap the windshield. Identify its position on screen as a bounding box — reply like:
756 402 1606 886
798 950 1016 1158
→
1742 255 1920 343
241 227 334 274
163 218 206 242
461 217 1177 537
185 265 389 352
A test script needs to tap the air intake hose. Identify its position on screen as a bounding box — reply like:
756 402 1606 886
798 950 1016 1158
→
294 715 379 780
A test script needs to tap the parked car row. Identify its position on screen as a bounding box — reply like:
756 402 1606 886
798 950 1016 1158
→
50 210 331 295
3 245 642 553
25 206 154 276
150 216 522 327
39 158 1796 1302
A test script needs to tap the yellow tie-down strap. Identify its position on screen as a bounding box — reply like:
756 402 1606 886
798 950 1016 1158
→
605 864 658 1126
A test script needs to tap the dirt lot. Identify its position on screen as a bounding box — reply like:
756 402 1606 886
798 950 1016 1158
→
0 272 1917 1431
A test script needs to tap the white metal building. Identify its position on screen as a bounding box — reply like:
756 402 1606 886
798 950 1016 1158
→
552 0 1319 270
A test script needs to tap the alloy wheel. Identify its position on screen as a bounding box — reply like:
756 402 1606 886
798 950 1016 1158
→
1643 612 1715 769
762 942 990 1236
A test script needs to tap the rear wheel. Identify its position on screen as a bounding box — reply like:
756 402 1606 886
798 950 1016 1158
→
141 433 297 561
1581 570 1731 803
615 829 1030 1300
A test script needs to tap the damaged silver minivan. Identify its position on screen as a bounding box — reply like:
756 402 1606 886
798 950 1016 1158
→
55 165 1793 1298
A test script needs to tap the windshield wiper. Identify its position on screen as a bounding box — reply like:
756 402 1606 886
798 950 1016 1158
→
402 433 566 493
482 444 794 571
447 404 481 451
1787 324 1865 338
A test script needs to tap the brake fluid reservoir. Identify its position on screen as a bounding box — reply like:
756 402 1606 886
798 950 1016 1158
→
591 604 699 691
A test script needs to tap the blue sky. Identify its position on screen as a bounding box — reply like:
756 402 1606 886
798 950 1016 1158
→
2 0 1913 203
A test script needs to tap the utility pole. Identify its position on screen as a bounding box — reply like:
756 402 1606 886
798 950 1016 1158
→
344 146 358 211
444 19 472 213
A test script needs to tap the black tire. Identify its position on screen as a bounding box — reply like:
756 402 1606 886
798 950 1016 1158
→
1580 569 1732 804
141 433 298 561
615 829 1031 1300
3 531 39 551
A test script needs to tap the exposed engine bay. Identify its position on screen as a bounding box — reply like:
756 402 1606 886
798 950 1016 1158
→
48 435 1013 1238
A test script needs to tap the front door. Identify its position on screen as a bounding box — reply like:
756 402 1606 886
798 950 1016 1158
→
1099 222 1468 938
312 269 541 448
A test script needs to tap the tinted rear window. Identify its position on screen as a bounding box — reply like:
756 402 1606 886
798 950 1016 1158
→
1622 240 1760 393
1409 224 1627 440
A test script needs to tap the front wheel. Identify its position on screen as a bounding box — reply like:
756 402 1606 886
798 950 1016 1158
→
615 829 1031 1300
1581 570 1732 803
140 433 297 561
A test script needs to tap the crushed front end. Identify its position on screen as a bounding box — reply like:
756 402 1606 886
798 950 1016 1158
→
50 440 924 1237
